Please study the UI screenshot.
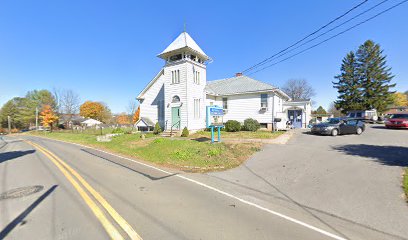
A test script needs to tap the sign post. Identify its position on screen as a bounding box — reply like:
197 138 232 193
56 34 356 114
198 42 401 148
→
206 106 224 143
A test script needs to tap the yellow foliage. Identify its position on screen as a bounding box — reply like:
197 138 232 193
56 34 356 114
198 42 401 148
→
391 92 408 107
132 106 140 124
116 114 130 124
80 101 105 120
40 105 59 128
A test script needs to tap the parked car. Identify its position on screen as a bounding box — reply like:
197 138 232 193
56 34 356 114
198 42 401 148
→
385 113 408 129
311 118 366 136
347 109 378 123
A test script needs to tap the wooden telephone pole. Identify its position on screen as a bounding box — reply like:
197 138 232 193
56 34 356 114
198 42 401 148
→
7 115 11 134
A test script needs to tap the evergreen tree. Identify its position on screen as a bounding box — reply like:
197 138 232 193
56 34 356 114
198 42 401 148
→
333 51 363 113
356 40 395 113
314 106 327 114
333 41 396 113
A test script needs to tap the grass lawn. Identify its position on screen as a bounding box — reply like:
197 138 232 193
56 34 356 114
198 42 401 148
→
190 130 285 139
404 168 408 201
28 131 261 172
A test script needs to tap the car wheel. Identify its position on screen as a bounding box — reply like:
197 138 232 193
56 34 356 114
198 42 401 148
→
356 127 363 135
331 129 338 136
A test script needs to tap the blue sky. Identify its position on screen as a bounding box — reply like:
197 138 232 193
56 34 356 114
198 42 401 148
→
0 0 407 113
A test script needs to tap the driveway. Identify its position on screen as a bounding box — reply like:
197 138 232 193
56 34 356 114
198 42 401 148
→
202 125 408 240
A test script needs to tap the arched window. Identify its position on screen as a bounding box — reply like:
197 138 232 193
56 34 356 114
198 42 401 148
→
172 95 180 103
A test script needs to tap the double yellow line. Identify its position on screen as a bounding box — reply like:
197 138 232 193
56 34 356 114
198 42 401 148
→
26 140 142 240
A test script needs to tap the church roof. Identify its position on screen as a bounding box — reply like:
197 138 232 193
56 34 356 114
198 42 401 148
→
206 75 290 100
158 32 209 60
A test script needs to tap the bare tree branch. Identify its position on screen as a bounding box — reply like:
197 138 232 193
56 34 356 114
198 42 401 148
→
281 79 316 101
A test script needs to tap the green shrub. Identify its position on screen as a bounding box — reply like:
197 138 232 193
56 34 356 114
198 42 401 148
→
153 138 165 144
172 149 193 160
225 120 241 132
243 118 260 132
208 147 223 157
112 128 125 134
153 122 162 135
181 127 189 137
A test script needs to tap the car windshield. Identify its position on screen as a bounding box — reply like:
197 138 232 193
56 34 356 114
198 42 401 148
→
390 114 408 119
324 118 341 124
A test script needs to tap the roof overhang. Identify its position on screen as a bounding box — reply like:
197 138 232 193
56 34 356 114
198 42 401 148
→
157 46 210 61
137 69 164 100
206 88 290 101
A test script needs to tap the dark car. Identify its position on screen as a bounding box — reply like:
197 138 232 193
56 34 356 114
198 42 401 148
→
385 113 408 129
311 118 366 136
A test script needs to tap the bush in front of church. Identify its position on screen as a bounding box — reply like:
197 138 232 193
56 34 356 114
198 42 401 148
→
181 127 189 137
225 120 241 132
153 122 162 135
243 118 260 132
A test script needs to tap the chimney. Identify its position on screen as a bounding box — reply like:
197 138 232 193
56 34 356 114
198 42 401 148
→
235 72 243 77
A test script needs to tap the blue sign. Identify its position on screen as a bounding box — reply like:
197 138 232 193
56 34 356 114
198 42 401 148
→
210 107 224 116
206 106 225 128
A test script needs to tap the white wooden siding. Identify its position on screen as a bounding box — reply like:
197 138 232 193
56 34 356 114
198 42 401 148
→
139 70 165 126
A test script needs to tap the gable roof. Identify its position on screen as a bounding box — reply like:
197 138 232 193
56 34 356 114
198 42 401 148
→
135 117 154 127
137 68 164 100
158 32 209 60
206 75 290 100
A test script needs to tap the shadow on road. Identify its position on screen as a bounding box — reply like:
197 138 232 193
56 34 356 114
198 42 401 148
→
332 144 408 167
0 185 57 239
81 149 177 180
0 150 36 164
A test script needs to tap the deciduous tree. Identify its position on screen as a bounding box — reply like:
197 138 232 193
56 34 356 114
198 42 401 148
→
40 105 59 132
282 79 315 101
80 101 112 123
132 106 140 124
116 114 131 124
391 92 408 106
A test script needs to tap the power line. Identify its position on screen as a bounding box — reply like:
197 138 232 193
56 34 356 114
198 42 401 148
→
242 0 369 74
247 0 408 76
245 0 390 73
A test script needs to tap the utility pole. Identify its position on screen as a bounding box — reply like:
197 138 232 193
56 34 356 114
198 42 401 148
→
35 107 39 130
7 116 11 134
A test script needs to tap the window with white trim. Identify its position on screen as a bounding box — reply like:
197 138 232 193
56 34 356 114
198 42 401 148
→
261 94 268 108
172 70 180 84
194 99 201 119
194 70 200 85
222 97 228 110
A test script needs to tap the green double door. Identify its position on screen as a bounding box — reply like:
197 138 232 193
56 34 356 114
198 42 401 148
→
171 107 181 130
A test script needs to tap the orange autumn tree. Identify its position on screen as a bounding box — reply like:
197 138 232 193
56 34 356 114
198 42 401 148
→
40 105 59 132
132 106 140 124
80 101 105 121
116 114 130 124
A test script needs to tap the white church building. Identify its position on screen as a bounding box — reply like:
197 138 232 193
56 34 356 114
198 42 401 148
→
136 31 312 132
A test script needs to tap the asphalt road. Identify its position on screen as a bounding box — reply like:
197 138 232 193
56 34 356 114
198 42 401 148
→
205 125 408 240
1 135 341 240
0 125 406 240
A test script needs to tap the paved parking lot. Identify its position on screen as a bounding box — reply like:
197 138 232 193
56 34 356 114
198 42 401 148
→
205 125 408 240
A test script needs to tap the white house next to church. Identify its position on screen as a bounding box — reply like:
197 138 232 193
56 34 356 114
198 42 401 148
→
136 31 312 132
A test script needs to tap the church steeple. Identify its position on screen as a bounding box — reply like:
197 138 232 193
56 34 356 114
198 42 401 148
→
157 32 210 63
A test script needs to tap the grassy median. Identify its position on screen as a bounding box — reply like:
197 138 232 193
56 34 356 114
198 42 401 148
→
27 131 261 172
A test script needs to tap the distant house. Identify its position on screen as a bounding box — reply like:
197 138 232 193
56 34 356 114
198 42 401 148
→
59 114 85 128
137 31 312 131
81 118 102 127
384 106 408 115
